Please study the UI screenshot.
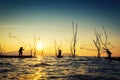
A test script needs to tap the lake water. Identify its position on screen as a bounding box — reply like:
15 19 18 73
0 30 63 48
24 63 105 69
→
0 56 120 80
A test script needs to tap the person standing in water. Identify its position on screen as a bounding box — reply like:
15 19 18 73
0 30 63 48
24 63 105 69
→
103 47 112 60
106 49 112 60
18 47 24 56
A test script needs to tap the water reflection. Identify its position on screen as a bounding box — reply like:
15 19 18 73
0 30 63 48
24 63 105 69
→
32 69 47 80
0 57 120 80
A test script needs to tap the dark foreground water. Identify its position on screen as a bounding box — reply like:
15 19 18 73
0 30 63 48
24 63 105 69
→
0 56 120 80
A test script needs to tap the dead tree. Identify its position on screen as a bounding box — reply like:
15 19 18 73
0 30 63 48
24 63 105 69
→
93 29 101 58
28 44 33 56
70 40 73 56
100 26 108 49
54 40 57 56
33 35 40 57
70 22 78 57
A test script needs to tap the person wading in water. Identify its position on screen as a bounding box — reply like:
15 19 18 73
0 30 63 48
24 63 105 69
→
106 49 112 60
103 47 112 60
18 47 24 57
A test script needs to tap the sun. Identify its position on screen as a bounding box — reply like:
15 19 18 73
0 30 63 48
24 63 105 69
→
36 42 43 50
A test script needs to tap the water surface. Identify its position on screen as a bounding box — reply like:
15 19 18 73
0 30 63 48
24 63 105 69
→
0 56 120 80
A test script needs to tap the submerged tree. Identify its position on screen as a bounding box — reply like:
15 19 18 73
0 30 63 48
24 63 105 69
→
93 29 101 58
33 35 40 57
28 44 33 56
70 22 78 57
54 40 57 56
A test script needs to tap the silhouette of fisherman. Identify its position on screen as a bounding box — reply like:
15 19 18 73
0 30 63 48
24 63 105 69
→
103 47 112 60
18 47 24 56
57 49 63 58
58 50 62 57
106 49 112 60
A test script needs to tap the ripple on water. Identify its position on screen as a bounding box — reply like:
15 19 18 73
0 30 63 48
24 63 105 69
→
31 62 50 67
0 56 120 80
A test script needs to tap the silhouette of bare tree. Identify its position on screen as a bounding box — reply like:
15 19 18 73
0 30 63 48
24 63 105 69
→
93 28 101 58
33 35 40 57
70 22 78 57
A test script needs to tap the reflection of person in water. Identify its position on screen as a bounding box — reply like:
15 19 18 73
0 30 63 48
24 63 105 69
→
18 47 24 56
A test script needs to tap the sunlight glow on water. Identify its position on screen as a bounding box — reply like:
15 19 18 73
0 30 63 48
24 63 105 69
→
0 57 120 80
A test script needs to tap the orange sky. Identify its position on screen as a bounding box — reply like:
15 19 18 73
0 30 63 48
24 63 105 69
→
0 24 120 57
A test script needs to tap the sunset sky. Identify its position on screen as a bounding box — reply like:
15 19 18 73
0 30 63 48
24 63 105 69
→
0 0 120 56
